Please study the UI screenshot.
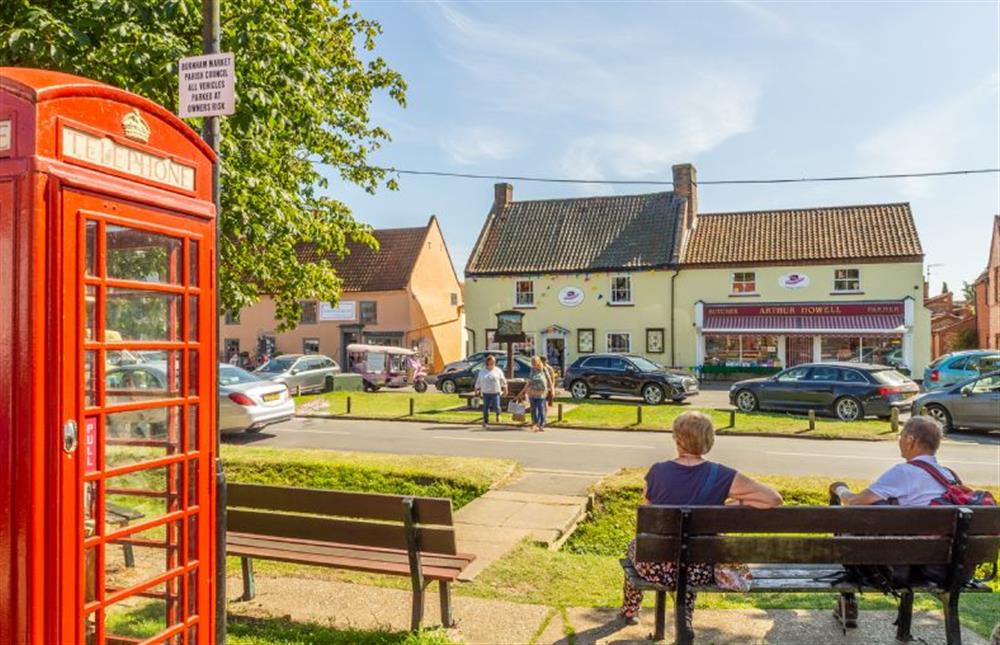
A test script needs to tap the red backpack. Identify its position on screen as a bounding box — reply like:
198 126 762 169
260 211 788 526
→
907 460 997 507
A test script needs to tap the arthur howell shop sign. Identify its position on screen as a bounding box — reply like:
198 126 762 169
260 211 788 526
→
706 302 904 317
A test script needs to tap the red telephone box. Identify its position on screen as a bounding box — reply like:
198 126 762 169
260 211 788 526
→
0 68 217 644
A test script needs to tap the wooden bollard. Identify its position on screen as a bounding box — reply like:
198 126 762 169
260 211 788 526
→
557 403 564 423
808 409 816 431
729 408 736 429
890 407 899 434
637 406 643 425
409 397 415 416
346 395 352 414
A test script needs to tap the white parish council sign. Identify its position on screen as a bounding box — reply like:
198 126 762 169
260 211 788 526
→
178 53 236 118
319 301 357 322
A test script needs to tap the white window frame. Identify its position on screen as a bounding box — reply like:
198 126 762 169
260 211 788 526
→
832 268 862 293
514 279 535 307
606 331 632 353
609 274 632 305
730 271 757 295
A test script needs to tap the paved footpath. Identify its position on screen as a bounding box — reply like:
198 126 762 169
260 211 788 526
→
233 416 1000 485
226 575 989 644
454 468 596 580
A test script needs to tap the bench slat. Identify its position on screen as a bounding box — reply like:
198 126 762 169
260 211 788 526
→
228 541 466 581
227 533 471 569
228 509 457 555
227 483 454 525
635 535 952 565
636 506 978 535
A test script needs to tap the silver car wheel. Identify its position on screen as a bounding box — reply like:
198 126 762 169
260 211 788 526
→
925 404 951 431
570 381 589 399
440 379 456 394
836 397 862 422
736 390 757 412
643 384 664 405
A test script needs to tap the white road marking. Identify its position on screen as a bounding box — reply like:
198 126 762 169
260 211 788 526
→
272 428 351 435
433 436 655 450
767 451 998 466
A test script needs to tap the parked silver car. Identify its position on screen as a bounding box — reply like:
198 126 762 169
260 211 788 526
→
254 354 341 395
912 370 1000 433
105 362 295 436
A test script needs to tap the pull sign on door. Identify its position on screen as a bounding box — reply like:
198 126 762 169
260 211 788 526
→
178 53 236 118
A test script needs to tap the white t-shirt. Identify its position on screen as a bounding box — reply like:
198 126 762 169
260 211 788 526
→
474 367 507 394
868 455 955 506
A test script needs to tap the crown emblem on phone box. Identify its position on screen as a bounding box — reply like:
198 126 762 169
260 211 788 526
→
121 109 151 143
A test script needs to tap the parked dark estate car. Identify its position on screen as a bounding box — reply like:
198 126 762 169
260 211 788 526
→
729 362 919 421
563 354 699 405
434 355 533 394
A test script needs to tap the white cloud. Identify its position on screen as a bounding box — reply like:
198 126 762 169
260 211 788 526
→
428 2 762 186
858 75 1000 198
441 126 520 165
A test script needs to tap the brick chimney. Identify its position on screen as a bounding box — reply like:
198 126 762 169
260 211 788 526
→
494 182 512 208
672 163 698 229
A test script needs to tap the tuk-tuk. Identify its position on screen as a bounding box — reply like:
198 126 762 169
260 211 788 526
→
346 343 429 392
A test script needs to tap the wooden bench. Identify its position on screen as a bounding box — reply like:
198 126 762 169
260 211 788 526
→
107 502 146 568
226 483 475 630
623 505 1000 645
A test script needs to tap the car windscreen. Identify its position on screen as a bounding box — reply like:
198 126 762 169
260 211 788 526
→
872 370 912 386
629 357 662 372
219 365 261 386
257 357 296 373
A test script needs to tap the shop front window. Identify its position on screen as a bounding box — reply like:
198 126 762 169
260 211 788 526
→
704 335 781 367
512 334 536 356
606 332 631 353
820 336 903 366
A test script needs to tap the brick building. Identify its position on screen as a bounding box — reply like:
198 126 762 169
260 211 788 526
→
973 215 1000 350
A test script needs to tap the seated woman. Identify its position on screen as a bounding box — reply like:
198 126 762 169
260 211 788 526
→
621 411 782 632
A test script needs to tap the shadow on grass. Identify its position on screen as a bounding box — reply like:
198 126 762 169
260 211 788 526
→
227 615 452 645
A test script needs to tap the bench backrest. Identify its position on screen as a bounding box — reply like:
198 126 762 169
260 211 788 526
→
635 506 1000 567
227 483 458 555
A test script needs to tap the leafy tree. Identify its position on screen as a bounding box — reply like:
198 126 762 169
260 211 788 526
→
1 0 405 329
941 281 949 295
953 328 978 351
961 280 976 308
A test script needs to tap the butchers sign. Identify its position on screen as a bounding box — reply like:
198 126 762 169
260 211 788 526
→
778 272 810 289
558 286 585 307
178 53 236 118
706 301 903 317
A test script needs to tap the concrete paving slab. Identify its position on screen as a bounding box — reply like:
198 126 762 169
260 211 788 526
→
454 498 527 526
501 501 586 532
550 607 989 645
226 574 550 645
454 524 532 544
485 490 590 506
503 471 599 496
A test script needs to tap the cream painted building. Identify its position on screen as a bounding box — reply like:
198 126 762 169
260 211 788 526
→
464 164 932 378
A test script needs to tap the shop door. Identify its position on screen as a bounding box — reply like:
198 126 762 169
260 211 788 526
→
786 337 814 367
62 189 213 644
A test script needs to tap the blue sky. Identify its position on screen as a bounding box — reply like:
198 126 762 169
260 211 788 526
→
323 1 999 295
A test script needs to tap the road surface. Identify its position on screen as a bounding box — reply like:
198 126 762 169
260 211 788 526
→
227 417 1000 486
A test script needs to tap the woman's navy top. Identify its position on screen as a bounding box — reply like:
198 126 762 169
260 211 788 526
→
644 460 738 505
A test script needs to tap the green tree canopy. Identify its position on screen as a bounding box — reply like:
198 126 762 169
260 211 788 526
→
1 0 405 329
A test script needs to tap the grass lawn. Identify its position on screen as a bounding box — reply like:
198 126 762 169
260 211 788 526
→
297 391 900 440
221 446 517 510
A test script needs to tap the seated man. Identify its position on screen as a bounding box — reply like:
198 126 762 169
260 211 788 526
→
829 416 957 627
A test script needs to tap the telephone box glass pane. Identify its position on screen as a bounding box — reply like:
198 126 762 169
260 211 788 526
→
84 351 97 407
105 406 181 468
106 289 182 341
105 465 172 527
106 224 182 284
85 285 97 341
186 405 198 452
85 220 98 276
105 351 181 405
188 295 199 341
188 239 199 286
104 584 168 639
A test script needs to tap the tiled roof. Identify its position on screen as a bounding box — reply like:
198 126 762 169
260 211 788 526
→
298 224 429 292
465 192 685 275
684 203 922 265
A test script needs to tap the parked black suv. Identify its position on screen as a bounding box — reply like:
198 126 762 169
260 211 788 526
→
563 354 699 404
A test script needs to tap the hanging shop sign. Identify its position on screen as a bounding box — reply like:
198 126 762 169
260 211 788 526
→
778 272 810 289
558 286 585 307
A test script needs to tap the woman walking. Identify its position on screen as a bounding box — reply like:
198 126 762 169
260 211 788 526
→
620 411 782 637
526 356 551 432
474 354 508 429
